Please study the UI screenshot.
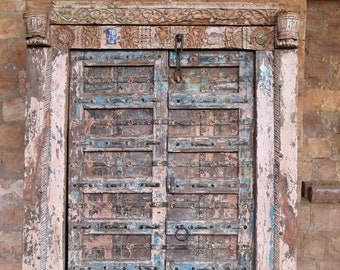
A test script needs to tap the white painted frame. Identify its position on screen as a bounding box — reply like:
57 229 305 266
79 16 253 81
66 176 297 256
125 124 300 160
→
23 2 299 270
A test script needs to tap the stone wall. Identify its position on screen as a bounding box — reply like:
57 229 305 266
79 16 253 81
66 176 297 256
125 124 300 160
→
0 0 338 269
0 0 26 269
298 1 340 269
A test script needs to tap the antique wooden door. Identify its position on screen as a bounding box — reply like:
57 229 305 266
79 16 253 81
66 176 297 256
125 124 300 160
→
68 50 254 270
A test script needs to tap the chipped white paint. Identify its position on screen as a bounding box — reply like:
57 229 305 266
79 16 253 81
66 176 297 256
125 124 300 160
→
255 51 275 270
277 50 299 270
23 48 50 270
23 2 300 270
47 49 69 269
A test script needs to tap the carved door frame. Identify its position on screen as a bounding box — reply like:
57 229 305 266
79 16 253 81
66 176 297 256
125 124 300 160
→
23 2 300 270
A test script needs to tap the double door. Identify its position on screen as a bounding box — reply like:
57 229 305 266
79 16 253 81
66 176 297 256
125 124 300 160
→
68 50 254 270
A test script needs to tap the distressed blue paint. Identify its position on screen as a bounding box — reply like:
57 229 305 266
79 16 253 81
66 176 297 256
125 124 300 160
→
69 50 255 270
84 51 160 65
169 93 247 109
169 51 252 67
77 95 157 108
269 202 275 268
104 28 117 44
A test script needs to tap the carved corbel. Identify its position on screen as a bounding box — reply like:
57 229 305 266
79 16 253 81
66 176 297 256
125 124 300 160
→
275 12 299 49
24 11 51 46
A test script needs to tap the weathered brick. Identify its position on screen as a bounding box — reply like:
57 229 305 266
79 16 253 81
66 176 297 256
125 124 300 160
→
302 138 332 158
304 90 340 112
320 260 340 270
313 204 340 231
299 161 313 182
303 112 323 137
0 202 23 228
298 199 311 231
0 16 25 40
2 98 25 122
297 260 318 270
18 71 26 96
0 43 9 65
0 231 22 257
329 235 340 257
0 124 23 150
9 40 27 71
314 160 337 182
303 233 327 258
0 260 22 270
0 0 25 11
0 151 24 175
0 179 23 200
0 71 17 96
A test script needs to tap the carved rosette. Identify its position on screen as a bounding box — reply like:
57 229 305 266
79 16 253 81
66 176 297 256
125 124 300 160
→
250 27 274 50
276 12 300 48
23 11 50 46
51 26 75 50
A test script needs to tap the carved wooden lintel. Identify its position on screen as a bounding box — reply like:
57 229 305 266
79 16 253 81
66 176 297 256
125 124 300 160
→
275 12 300 48
24 11 51 46
50 25 275 50
49 2 280 26
24 3 300 50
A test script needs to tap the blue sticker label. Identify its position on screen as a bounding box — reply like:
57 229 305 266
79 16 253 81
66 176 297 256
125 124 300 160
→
104 28 117 45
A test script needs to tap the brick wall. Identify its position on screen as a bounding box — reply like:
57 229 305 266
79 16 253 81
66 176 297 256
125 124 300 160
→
0 0 26 269
298 1 340 269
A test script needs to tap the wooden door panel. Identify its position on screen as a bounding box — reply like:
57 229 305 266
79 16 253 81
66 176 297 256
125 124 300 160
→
166 50 254 270
82 234 152 260
168 152 238 178
68 51 168 270
83 151 153 179
84 66 154 94
169 67 239 94
166 235 238 260
68 50 254 270
84 108 154 137
167 194 238 220
82 193 153 220
168 109 239 137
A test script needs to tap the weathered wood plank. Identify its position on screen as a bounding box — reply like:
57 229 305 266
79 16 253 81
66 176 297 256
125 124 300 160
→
275 50 298 270
23 47 51 270
47 48 69 269
255 51 275 270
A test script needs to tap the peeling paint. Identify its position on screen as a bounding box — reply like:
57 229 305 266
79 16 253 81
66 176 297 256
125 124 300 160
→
23 3 300 270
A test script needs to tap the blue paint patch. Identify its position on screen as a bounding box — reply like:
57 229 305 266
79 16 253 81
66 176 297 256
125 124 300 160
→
104 28 117 45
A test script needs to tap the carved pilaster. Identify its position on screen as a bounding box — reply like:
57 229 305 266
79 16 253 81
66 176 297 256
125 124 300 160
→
275 12 300 49
24 11 50 46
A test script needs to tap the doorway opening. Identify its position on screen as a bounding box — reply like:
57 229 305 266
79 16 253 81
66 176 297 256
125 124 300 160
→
67 50 255 269
23 3 300 270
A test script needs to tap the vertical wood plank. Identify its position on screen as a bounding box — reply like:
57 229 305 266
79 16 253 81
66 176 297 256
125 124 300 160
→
275 50 298 270
255 51 275 270
23 48 51 270
152 51 168 270
47 48 69 269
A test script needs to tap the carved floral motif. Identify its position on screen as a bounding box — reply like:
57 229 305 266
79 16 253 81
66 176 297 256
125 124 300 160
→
225 27 243 48
50 3 279 26
51 26 75 50
82 26 100 48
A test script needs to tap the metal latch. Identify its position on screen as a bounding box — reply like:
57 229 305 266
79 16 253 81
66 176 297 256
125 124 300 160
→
174 34 183 83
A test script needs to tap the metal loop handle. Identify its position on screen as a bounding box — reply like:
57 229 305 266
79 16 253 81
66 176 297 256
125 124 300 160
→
175 225 189 241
